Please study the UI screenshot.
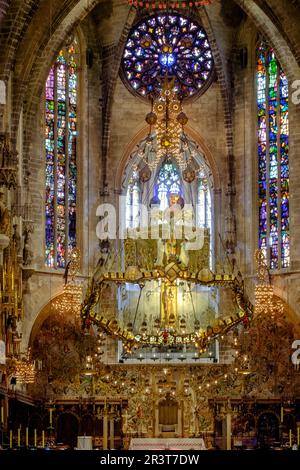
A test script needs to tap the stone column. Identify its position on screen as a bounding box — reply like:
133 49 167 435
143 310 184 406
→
109 416 114 450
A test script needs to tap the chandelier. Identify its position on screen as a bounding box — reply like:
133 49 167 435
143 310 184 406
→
52 248 82 317
10 350 36 384
142 78 190 171
81 264 253 355
52 282 83 317
127 1 210 7
254 250 284 317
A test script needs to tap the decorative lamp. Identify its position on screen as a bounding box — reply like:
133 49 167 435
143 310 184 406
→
145 112 157 126
139 165 152 183
183 167 196 183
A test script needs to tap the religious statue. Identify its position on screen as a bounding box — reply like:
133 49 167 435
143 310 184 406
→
93 239 112 281
0 134 10 168
23 227 33 265
162 283 177 326
0 188 10 235
155 238 179 267
12 223 22 257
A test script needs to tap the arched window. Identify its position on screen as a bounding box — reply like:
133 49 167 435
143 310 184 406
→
155 160 181 211
257 41 289 270
45 40 79 268
197 168 211 230
126 170 141 229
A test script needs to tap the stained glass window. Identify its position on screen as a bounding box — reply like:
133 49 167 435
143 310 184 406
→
155 160 181 211
121 12 214 100
45 40 79 268
126 171 141 229
257 41 289 270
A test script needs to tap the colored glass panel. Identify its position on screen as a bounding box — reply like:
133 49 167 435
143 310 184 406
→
121 12 214 100
257 44 267 259
257 41 289 270
155 161 181 211
45 67 55 267
45 41 78 268
68 44 77 254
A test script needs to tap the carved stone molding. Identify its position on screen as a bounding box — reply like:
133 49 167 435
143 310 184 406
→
0 133 17 189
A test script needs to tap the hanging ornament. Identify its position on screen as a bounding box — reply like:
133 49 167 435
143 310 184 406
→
149 78 188 170
177 111 188 126
145 112 157 126
139 165 152 183
183 167 196 183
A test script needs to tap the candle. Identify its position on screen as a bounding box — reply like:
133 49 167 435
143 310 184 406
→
1 406 3 424
9 430 12 449
42 430 45 448
50 408 52 425
26 427 29 447
34 429 37 447
281 406 284 423
297 427 300 447
18 427 21 447
289 429 292 448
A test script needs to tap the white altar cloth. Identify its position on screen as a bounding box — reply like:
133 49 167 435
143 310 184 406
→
129 438 206 450
77 436 93 450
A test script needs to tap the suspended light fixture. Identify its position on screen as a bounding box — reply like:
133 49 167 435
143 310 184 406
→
52 248 82 317
52 282 83 317
10 349 36 384
142 78 190 171
254 249 284 318
127 1 211 8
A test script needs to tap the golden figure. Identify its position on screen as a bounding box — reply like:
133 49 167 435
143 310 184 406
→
161 281 177 327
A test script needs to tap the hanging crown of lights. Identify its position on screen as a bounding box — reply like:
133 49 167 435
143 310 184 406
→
14 359 36 384
142 78 191 171
254 249 284 317
10 350 36 384
52 282 83 317
127 1 213 8
52 248 82 317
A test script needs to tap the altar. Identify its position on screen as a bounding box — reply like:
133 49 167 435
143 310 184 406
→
129 438 206 451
